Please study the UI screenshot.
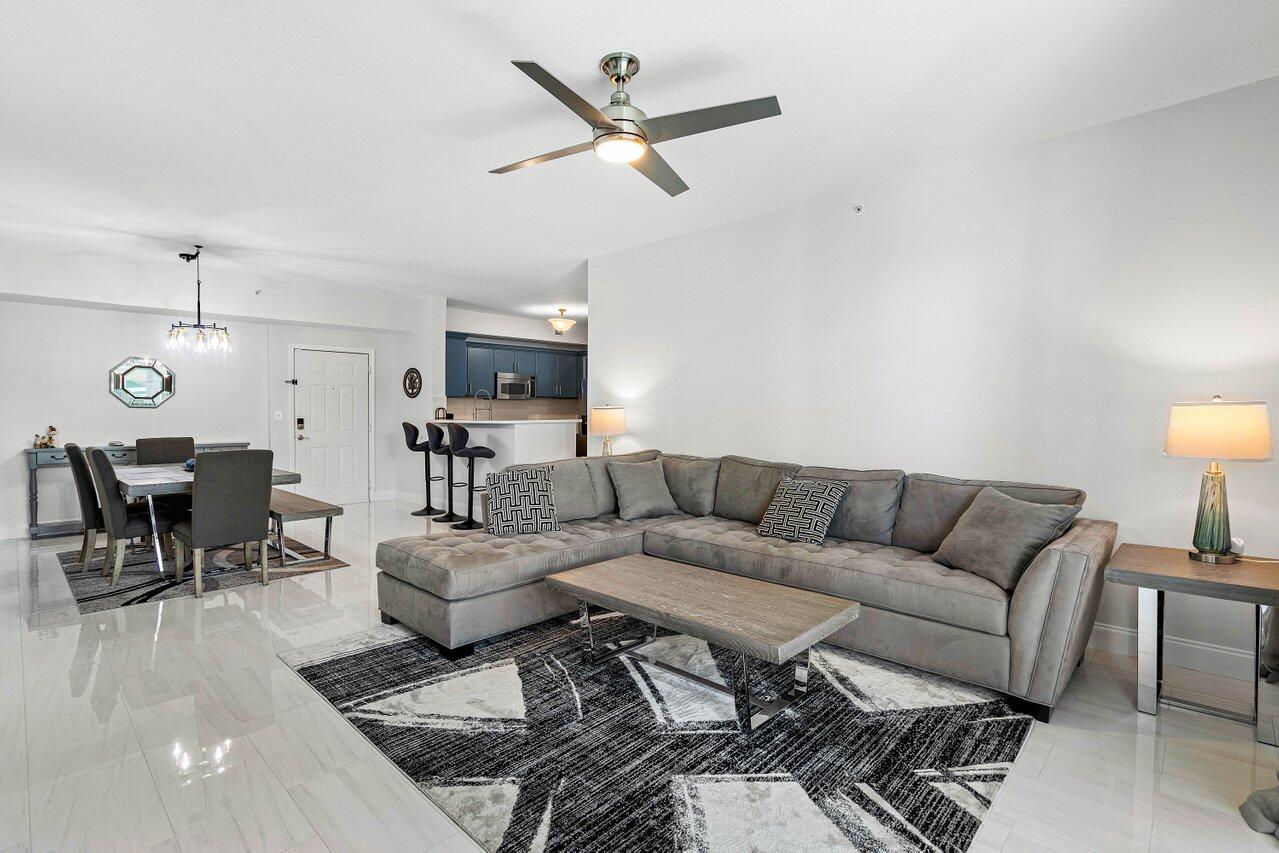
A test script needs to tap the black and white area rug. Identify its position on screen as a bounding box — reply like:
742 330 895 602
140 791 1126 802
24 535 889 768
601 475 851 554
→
58 538 348 613
283 613 1031 852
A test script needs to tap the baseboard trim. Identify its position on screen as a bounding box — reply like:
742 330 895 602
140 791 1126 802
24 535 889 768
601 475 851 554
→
1088 621 1252 682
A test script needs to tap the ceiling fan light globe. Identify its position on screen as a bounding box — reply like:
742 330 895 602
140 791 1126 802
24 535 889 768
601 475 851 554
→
592 132 647 164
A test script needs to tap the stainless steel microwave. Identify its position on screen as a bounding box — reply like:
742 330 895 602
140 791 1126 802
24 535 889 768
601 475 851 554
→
496 372 534 399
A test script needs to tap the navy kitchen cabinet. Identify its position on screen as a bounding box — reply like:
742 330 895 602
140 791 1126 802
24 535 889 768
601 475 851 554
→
555 353 579 398
532 351 557 398
445 334 468 397
466 345 495 397
492 348 516 376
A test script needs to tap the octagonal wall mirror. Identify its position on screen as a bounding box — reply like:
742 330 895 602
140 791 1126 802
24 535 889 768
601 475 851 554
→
109 357 175 408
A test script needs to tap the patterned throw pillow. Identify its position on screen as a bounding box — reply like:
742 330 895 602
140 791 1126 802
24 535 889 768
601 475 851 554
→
486 465 560 536
757 476 849 545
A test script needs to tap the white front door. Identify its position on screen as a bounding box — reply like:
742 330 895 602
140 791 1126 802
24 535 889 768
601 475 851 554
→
294 348 371 505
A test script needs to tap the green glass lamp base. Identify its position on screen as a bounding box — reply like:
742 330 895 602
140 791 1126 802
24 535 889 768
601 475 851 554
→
1190 465 1235 563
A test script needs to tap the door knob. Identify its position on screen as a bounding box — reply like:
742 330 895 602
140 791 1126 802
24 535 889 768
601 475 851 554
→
297 434 309 441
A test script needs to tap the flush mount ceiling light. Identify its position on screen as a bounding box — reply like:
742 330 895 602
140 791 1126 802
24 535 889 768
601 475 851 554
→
547 308 577 335
490 52 781 196
167 244 231 353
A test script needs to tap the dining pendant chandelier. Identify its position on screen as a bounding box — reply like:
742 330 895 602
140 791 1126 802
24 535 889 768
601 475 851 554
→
167 244 231 353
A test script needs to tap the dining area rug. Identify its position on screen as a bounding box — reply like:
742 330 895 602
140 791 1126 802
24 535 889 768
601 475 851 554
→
58 537 348 612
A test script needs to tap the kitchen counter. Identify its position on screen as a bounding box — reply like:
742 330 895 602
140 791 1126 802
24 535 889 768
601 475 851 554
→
425 419 578 507
430 418 580 425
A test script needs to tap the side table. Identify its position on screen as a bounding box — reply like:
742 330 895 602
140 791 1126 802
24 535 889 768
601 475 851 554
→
1104 543 1279 745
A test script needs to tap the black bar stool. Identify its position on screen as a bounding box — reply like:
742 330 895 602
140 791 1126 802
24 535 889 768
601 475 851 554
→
402 423 444 517
446 423 495 531
428 423 464 523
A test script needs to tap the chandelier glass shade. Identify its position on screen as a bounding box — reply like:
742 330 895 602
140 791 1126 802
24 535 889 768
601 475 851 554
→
547 307 576 335
167 245 231 353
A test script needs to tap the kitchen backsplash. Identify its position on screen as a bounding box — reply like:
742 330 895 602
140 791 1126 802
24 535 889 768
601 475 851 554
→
444 397 582 420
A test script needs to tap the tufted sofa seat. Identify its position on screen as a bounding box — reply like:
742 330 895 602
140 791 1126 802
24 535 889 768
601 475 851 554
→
642 516 1009 635
377 513 690 601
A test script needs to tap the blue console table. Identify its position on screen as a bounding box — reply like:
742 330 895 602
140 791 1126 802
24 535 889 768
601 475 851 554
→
25 442 249 539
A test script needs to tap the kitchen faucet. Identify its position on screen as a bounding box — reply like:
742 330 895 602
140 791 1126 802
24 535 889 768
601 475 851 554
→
473 388 493 420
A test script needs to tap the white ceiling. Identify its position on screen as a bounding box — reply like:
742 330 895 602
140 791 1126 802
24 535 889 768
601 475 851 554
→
3 1 1278 317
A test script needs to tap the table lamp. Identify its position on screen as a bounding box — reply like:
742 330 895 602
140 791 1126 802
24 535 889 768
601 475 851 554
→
1164 396 1272 563
590 406 626 456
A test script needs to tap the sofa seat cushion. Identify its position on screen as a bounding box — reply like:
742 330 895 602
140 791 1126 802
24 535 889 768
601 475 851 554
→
643 516 1009 636
377 515 680 602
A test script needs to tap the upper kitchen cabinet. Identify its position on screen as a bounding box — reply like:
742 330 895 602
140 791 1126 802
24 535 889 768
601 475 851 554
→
556 353 579 399
444 333 585 398
532 351 557 398
445 333 468 397
466 344 495 397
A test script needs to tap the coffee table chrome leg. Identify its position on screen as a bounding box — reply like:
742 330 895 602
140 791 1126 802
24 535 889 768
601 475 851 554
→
734 653 755 736
578 603 594 663
793 647 810 697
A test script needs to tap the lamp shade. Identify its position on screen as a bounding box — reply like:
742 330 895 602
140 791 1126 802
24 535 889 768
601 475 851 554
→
1164 399 1272 460
590 406 626 436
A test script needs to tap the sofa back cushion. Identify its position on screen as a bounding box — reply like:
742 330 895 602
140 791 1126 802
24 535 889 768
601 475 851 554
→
582 449 662 516
933 487 1083 590
892 472 1086 553
504 457 597 522
661 454 720 516
713 455 802 524
795 466 905 545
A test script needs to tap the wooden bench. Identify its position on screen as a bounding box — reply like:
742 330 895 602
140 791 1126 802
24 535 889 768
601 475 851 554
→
268 489 343 567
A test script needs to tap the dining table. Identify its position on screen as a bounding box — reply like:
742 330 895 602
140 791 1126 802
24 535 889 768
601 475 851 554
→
114 464 302 574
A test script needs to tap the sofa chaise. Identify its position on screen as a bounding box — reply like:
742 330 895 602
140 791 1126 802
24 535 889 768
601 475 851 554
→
375 450 1117 720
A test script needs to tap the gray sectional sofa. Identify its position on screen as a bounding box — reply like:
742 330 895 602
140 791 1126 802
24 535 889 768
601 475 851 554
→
375 450 1117 719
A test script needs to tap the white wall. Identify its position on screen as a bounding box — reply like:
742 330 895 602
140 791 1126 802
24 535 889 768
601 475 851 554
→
588 77 1279 670
1 291 448 539
447 305 587 345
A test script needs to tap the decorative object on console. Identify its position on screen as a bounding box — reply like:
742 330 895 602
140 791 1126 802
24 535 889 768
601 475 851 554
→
757 476 848 545
589 405 626 455
606 458 678 520
934 486 1082 590
32 426 58 449
166 244 231 353
183 458 196 472
109 357 175 408
402 367 422 398
546 307 576 335
485 465 559 535
590 406 626 457
1164 396 1272 563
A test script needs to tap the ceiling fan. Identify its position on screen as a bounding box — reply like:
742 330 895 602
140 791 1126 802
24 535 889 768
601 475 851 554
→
490 52 781 197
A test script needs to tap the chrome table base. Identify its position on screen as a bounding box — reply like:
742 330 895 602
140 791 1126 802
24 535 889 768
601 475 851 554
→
1137 587 1278 744
574 603 812 736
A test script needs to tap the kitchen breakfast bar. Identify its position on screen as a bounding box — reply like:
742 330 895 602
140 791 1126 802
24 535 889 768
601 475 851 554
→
427 419 579 509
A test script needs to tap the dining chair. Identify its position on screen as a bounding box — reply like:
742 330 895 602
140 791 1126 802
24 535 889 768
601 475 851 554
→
65 444 105 571
136 436 196 514
89 447 180 584
135 436 196 465
172 449 273 598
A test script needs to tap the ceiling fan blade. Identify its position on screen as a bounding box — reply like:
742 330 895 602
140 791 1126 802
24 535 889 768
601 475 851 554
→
512 61 618 130
490 142 593 174
630 147 689 197
639 96 781 145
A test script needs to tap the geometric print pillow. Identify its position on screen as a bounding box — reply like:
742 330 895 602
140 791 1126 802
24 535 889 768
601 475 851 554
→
485 465 560 536
757 476 849 545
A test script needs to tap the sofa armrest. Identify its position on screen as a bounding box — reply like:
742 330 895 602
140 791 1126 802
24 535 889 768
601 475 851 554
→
1007 518 1118 706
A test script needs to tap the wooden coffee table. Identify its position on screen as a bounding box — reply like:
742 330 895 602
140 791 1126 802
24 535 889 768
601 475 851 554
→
546 554 861 735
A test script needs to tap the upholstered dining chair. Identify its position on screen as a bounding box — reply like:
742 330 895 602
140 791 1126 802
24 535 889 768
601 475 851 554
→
88 447 180 584
136 436 196 513
66 443 106 570
135 436 195 465
172 449 274 598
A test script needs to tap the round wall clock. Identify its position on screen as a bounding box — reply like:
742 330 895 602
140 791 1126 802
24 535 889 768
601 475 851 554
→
402 367 423 398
